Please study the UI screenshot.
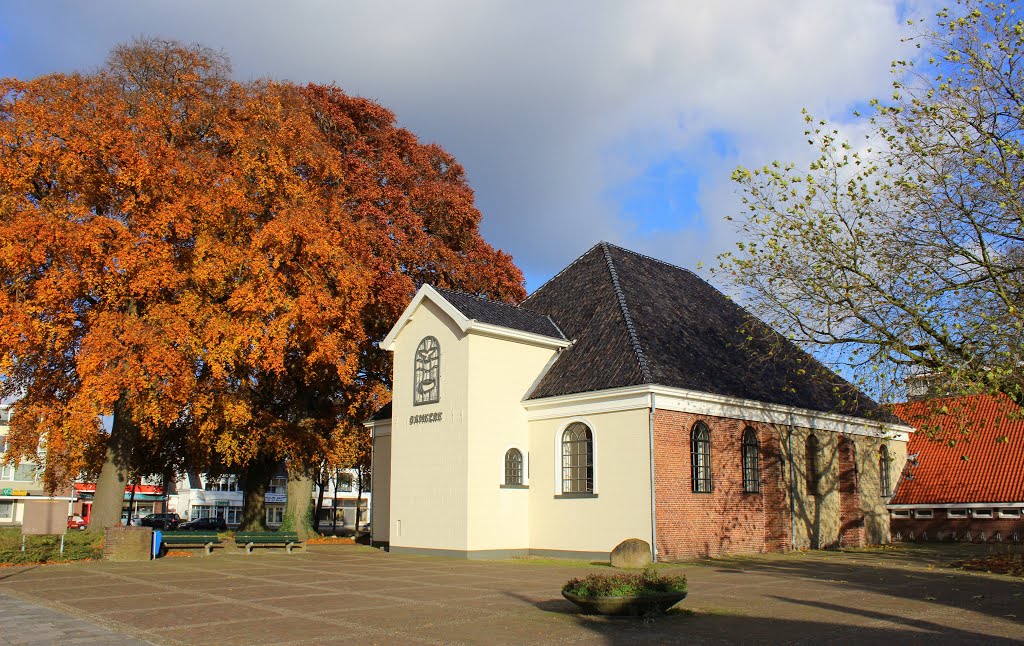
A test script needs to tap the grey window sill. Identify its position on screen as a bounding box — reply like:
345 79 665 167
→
500 484 529 489
554 493 597 499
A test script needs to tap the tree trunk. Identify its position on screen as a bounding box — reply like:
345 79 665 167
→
281 466 314 540
355 468 364 534
312 462 326 534
88 401 132 532
330 468 339 535
238 454 276 531
127 480 137 525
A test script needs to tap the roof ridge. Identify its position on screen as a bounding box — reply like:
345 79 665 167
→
523 242 604 302
600 241 703 281
600 242 653 383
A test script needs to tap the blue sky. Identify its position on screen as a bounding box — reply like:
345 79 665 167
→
0 1 931 292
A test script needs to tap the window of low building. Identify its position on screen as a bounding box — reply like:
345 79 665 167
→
971 509 994 519
504 448 524 486
947 509 968 519
879 444 892 497
913 509 933 519
12 463 36 482
998 509 1022 519
741 427 760 494
805 435 820 496
891 509 910 518
0 501 12 520
0 435 6 454
266 506 284 525
691 422 713 493
561 423 593 494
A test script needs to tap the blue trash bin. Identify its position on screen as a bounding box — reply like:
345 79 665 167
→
152 529 162 559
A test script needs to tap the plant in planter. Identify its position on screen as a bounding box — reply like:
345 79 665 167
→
561 567 688 616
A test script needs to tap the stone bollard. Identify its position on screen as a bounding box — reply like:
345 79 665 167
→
609 538 653 569
103 526 154 561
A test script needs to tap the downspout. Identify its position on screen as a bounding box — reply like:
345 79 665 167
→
788 413 796 551
648 392 658 562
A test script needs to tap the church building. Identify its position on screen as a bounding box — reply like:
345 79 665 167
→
366 243 913 560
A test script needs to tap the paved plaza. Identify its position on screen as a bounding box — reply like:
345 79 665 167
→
0 544 1022 645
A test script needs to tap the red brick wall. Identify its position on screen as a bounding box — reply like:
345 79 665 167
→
892 516 1024 542
653 410 790 560
837 437 865 547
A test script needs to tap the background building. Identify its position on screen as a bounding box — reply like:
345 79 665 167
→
0 397 74 526
889 394 1024 541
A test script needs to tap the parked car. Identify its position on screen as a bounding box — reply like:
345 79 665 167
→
179 517 227 531
67 515 87 531
140 513 181 530
120 511 141 526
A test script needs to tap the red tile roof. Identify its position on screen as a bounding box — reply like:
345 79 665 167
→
890 394 1024 505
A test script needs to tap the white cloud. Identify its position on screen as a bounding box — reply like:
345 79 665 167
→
0 0 935 286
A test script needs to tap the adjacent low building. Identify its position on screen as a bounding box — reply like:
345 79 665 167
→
889 394 1024 542
368 243 912 560
0 398 73 526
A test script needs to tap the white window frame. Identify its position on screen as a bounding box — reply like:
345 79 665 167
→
890 509 911 518
0 500 13 521
913 509 933 519
971 509 994 519
998 509 1022 519
947 509 968 519
553 418 598 496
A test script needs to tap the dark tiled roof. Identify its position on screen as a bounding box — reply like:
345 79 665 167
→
432 287 566 341
368 402 392 422
890 395 1024 504
523 242 897 423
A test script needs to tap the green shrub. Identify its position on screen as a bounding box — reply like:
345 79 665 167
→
0 528 103 564
562 567 687 597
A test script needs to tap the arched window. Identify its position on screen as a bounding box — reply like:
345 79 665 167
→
805 434 820 495
561 423 593 493
505 448 523 486
742 427 760 493
691 422 712 493
879 444 891 497
413 336 440 406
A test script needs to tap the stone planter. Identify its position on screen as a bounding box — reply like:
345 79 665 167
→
561 590 687 616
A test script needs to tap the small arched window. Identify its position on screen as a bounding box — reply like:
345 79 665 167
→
879 444 891 497
805 434 820 495
505 448 523 486
413 336 440 406
691 422 712 493
742 427 760 493
561 423 593 494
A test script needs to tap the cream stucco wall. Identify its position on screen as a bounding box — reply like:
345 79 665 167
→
370 428 391 544
527 408 653 555
388 299 472 551
465 333 557 551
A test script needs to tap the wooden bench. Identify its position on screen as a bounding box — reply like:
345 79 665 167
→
161 531 222 556
233 531 302 554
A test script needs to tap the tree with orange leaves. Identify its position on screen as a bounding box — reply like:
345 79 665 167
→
0 39 525 534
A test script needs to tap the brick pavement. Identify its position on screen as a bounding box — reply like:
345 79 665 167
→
0 544 1021 645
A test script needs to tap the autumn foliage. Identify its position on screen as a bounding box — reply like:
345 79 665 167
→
0 39 524 505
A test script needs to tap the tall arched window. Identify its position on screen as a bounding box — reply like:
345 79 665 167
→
742 427 760 493
805 434 820 495
879 444 891 497
413 336 440 406
691 422 712 493
505 448 523 486
561 423 593 494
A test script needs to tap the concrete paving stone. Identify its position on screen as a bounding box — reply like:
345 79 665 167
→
153 616 333 646
63 591 208 614
343 602 504 632
102 601 276 630
0 591 154 646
